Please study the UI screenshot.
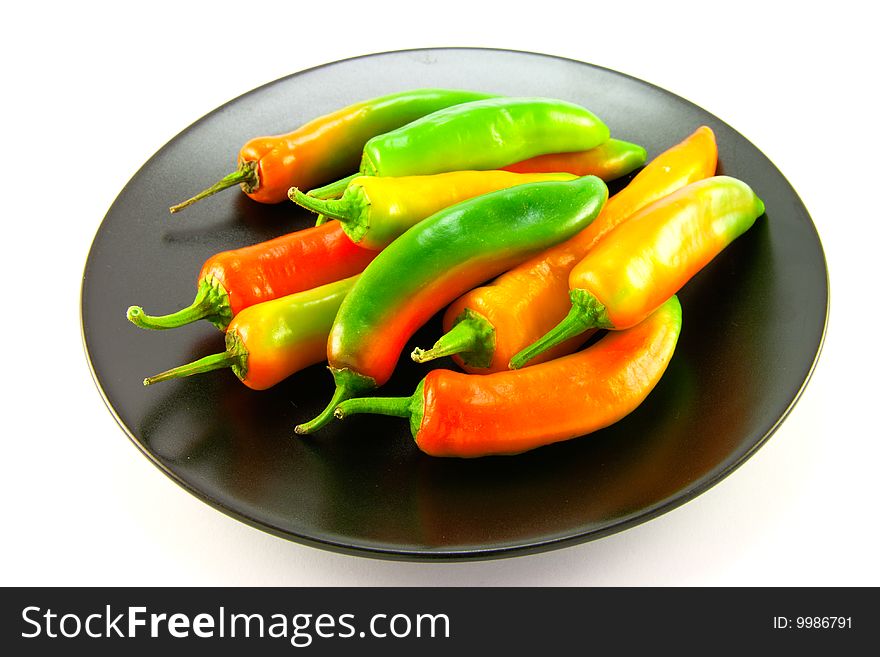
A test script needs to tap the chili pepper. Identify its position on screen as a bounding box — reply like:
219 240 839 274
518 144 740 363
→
412 126 716 372
335 297 682 457
510 175 764 369
168 89 495 213
126 221 376 331
502 138 646 180
143 276 356 390
305 97 609 199
295 175 609 434
290 170 577 250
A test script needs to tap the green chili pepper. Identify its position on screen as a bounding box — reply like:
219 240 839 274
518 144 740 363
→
295 175 609 434
305 97 609 199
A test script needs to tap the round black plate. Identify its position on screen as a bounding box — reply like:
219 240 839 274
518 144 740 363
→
82 48 828 560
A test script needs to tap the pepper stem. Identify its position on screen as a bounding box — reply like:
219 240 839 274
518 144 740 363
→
334 379 426 440
143 351 236 386
143 332 247 386
334 395 412 419
289 188 352 223
169 160 259 213
411 309 495 368
294 368 376 435
126 277 233 331
305 173 358 200
508 289 612 369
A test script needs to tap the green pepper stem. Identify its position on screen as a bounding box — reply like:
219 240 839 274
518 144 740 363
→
295 369 376 435
169 160 259 214
289 188 352 223
126 277 232 331
411 309 495 369
305 173 358 200
334 395 412 419
334 378 427 442
295 386 351 435
508 289 611 369
143 350 244 386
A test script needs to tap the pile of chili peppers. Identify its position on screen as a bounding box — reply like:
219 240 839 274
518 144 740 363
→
128 90 765 458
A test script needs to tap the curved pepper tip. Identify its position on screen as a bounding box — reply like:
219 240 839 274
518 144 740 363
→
126 305 155 330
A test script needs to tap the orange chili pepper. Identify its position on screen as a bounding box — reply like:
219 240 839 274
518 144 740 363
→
335 297 682 458
412 126 716 372
126 221 376 331
168 89 495 213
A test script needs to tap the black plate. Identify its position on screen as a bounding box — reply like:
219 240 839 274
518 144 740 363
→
81 48 828 560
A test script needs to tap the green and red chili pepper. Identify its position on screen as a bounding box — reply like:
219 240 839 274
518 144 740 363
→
170 88 496 212
296 175 609 434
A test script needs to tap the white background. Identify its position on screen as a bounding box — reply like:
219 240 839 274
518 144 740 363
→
2 1 877 586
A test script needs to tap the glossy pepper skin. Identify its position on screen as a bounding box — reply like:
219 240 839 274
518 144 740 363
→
306 97 609 199
335 297 682 458
126 221 376 331
413 126 716 372
511 176 765 369
290 170 576 250
168 89 495 212
143 277 356 390
502 138 646 180
295 175 609 434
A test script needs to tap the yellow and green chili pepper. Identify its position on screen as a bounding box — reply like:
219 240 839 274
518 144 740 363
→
295 175 609 434
510 175 765 369
289 170 577 250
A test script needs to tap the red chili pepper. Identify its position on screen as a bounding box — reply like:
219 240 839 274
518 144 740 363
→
334 297 682 457
126 221 377 331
